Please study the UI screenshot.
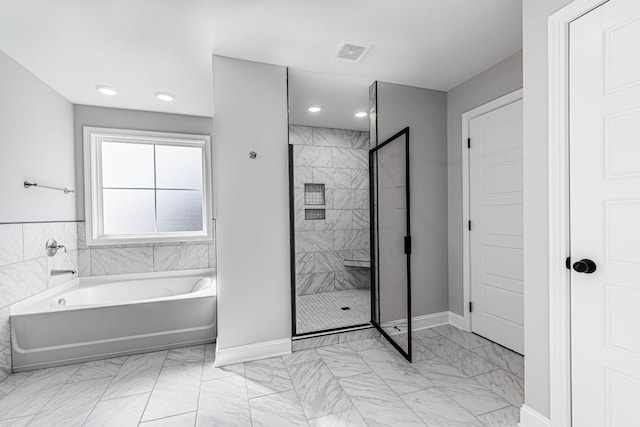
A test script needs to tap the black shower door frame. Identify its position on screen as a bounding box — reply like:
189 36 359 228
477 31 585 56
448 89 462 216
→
369 126 412 362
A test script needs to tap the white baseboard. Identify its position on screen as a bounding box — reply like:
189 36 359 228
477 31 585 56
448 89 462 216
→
519 405 551 427
215 311 463 366
412 312 450 331
215 338 291 367
448 312 465 330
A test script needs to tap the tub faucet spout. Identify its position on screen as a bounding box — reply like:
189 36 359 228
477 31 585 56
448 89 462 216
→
50 269 76 276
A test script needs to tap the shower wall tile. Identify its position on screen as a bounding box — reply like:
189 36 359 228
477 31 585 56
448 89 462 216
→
351 169 369 190
289 125 313 146
313 210 352 231
64 222 78 251
78 249 91 277
335 270 370 290
77 222 87 250
0 258 48 308
352 132 370 150
0 307 10 351
23 222 65 261
315 251 351 273
0 224 23 267
353 210 370 230
332 148 368 169
334 230 370 251
0 347 10 379
296 253 315 275
352 250 370 261
295 231 333 253
208 244 217 268
294 146 332 168
333 190 352 210
154 244 209 272
295 188 305 210
333 190 369 210
351 190 369 210
313 127 369 149
312 168 351 189
297 272 335 295
295 210 314 231
294 167 313 188
91 247 154 276
324 189 335 209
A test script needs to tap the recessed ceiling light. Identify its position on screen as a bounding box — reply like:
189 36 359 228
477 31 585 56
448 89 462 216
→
155 92 175 102
307 105 322 113
95 85 117 96
355 111 368 118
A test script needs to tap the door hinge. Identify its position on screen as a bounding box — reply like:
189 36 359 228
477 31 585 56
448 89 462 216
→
468 220 471 231
469 301 473 313
404 236 412 254
467 138 471 149
566 257 571 270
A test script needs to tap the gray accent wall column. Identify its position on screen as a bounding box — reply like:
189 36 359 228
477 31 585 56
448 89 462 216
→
212 56 291 352
376 82 448 318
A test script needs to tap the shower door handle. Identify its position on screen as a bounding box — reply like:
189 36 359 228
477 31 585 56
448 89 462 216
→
404 236 411 254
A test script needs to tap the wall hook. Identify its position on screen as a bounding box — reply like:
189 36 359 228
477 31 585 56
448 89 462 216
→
249 151 257 159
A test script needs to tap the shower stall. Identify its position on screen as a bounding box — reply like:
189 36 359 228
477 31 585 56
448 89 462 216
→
288 125 372 335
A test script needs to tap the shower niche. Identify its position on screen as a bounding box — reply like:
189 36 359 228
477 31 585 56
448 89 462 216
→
288 69 373 336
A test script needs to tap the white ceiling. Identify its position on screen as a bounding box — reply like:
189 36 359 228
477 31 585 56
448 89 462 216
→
0 0 522 118
288 70 371 131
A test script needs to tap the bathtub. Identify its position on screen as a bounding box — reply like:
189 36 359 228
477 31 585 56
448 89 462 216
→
10 269 216 372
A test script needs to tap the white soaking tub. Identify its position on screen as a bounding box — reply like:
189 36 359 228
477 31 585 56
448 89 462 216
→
10 269 216 371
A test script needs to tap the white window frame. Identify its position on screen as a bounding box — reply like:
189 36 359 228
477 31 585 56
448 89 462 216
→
83 126 213 246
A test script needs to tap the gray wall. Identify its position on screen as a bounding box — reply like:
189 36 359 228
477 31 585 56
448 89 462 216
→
0 51 77 380
72 105 216 277
0 50 75 223
291 125 370 297
523 0 574 419
212 55 291 350
376 82 448 317
446 51 523 315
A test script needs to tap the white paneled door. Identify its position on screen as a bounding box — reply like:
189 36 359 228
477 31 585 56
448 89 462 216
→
469 99 523 354
570 0 640 425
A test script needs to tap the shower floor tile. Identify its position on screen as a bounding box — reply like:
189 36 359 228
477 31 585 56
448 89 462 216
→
296 289 370 334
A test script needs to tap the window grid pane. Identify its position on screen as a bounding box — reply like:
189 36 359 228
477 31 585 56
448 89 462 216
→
102 142 205 235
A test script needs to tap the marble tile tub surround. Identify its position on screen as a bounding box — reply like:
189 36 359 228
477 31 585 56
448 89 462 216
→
0 328 524 426
0 221 79 381
291 125 371 296
76 221 217 277
0 220 217 382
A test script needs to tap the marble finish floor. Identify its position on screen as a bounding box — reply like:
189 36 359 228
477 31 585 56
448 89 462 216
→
297 289 370 333
0 325 523 426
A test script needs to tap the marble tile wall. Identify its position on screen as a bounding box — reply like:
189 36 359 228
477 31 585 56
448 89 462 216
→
0 222 79 381
290 125 371 296
76 221 216 277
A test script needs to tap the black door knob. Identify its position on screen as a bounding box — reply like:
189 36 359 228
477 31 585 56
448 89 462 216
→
573 259 597 274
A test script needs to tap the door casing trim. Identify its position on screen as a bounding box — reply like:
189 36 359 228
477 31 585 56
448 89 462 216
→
548 1 609 426
461 88 523 334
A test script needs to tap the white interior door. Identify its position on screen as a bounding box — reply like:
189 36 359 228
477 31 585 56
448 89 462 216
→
570 0 640 425
469 99 523 354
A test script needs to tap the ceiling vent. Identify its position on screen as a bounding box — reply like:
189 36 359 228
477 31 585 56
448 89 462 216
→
335 40 372 63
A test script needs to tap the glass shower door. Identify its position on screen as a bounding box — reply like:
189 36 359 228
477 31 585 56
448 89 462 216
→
370 127 412 361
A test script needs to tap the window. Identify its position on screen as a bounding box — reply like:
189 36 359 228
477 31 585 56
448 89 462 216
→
83 127 212 245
